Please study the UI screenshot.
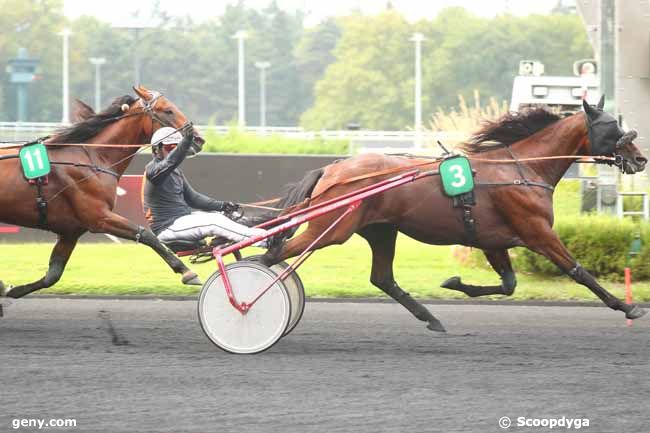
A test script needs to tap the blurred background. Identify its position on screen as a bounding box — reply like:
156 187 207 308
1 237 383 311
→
1 0 590 128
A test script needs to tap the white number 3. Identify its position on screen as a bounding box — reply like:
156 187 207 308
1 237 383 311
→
448 164 466 188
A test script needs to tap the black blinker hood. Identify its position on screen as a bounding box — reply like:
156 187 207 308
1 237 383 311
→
583 98 624 156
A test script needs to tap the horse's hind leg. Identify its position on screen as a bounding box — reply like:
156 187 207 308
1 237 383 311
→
359 224 446 332
441 249 517 297
2 232 82 299
90 211 200 285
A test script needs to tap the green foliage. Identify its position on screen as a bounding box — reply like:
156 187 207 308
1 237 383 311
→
513 215 649 281
202 127 348 155
294 18 342 115
1 2 592 129
301 11 415 130
1 0 69 120
0 0 337 125
303 8 593 130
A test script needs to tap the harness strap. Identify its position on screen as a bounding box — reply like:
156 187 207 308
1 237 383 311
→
483 147 555 192
35 177 48 229
452 192 477 244
50 162 119 178
476 180 555 192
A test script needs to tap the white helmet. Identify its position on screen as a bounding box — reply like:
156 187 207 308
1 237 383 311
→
151 127 182 146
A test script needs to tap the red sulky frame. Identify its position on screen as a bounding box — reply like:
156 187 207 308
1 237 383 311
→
211 169 439 315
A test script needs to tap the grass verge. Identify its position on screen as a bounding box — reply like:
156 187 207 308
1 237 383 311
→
2 235 649 302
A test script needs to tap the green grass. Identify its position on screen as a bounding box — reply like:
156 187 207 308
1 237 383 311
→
203 127 349 155
2 236 649 301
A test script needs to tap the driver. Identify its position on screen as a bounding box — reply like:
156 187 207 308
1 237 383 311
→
143 126 268 247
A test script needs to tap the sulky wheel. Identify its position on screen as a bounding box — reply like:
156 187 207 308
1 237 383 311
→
243 255 306 336
198 261 291 354
269 261 306 336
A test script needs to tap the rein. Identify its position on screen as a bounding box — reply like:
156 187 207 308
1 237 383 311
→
1 142 149 149
239 153 619 214
306 153 612 202
0 94 191 207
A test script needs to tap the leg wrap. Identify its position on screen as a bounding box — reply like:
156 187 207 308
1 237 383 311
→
568 263 589 284
501 271 517 295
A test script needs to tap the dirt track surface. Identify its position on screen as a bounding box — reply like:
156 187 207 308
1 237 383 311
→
1 298 648 433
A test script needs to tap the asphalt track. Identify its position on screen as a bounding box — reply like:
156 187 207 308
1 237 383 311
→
1 298 649 433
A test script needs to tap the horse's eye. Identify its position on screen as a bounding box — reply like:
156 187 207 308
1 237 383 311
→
164 109 174 115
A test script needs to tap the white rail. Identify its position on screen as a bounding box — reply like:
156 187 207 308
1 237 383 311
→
0 121 467 144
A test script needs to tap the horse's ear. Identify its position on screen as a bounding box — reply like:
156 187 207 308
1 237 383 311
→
582 99 597 118
72 99 95 122
132 86 151 100
597 94 605 110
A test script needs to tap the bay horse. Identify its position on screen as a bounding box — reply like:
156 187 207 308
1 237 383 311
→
0 86 204 300
260 97 647 332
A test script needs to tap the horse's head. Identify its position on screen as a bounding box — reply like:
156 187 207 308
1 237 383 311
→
127 85 205 148
583 96 647 174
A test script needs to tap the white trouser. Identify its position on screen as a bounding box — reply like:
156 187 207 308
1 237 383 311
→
157 211 267 246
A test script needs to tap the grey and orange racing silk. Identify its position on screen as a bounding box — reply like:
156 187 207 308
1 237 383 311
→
143 135 227 235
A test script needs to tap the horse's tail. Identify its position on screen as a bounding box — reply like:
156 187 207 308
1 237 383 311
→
276 167 325 211
247 167 324 247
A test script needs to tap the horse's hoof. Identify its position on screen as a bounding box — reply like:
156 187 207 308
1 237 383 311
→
0 298 14 318
181 271 202 286
426 318 447 333
625 305 647 320
0 281 14 298
441 276 461 290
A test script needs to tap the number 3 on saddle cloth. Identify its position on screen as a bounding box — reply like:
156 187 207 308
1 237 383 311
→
439 155 477 243
19 141 51 228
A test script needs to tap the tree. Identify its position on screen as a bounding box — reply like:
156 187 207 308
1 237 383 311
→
301 11 415 130
302 7 593 130
0 0 68 121
294 18 341 118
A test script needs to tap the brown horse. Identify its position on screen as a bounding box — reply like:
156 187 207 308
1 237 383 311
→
0 86 204 299
260 97 647 332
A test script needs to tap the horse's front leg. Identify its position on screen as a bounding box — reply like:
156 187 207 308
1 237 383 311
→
1 232 82 299
519 218 645 320
441 249 517 297
90 211 201 286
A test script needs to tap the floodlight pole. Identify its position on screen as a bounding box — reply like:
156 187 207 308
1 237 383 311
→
59 28 72 124
89 57 106 111
255 61 271 130
233 30 248 128
410 33 425 149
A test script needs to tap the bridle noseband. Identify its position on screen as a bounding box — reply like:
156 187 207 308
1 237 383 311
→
612 130 638 172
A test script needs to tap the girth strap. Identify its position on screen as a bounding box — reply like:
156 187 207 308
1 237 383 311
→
452 192 477 244
35 177 48 229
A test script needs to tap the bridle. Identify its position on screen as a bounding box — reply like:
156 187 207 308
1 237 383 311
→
609 130 638 172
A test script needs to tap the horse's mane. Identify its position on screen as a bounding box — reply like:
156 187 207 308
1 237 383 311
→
49 95 137 144
460 107 561 154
